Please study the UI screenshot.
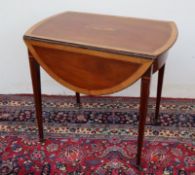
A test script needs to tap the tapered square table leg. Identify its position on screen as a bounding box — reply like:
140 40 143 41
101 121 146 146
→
28 51 44 142
76 92 81 105
154 64 165 124
136 67 152 167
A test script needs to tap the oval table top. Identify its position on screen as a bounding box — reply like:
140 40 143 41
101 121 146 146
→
24 11 178 59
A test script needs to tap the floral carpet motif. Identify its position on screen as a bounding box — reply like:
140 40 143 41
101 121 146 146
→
0 94 195 175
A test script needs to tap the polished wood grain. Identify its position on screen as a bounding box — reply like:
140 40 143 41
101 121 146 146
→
24 11 178 168
25 40 152 95
24 12 177 59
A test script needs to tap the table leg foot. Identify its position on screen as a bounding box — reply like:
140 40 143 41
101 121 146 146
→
153 118 161 126
135 157 143 171
39 138 45 143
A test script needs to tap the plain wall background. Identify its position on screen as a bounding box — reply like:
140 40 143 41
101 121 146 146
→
0 0 195 97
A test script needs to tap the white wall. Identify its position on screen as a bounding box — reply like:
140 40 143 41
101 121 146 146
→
0 0 195 97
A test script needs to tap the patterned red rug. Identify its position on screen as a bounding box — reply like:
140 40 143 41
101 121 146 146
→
0 95 195 175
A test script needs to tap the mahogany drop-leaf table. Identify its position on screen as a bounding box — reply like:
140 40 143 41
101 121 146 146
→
24 12 177 167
